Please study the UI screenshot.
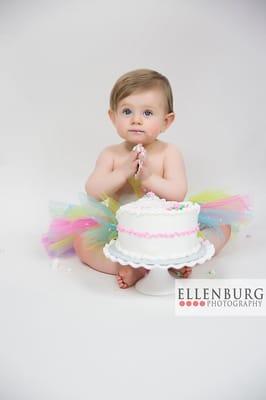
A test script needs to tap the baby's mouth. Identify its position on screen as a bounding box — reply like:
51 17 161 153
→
128 129 145 134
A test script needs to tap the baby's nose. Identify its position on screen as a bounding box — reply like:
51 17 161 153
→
131 112 143 124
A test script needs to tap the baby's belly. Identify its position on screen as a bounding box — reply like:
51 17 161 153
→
118 192 138 205
115 180 140 205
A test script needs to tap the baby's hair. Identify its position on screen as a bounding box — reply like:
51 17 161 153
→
109 69 174 113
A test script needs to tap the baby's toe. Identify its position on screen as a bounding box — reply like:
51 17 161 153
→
116 274 128 289
183 267 192 278
119 280 128 289
121 282 129 289
116 276 122 284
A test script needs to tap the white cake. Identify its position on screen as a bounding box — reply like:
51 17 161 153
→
114 192 201 260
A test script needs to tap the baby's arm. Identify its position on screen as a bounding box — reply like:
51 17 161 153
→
141 144 187 201
85 147 139 199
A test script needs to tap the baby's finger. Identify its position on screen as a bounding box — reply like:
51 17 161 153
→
140 158 147 167
138 152 146 161
133 159 139 169
130 151 139 160
132 160 139 174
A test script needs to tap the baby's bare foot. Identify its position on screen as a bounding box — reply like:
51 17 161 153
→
168 266 192 279
116 266 148 289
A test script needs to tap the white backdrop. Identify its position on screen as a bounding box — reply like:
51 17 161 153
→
0 1 266 399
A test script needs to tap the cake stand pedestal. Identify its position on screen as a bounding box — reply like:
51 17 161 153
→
103 239 215 296
135 268 176 295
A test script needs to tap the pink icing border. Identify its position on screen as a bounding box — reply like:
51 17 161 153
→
117 225 199 238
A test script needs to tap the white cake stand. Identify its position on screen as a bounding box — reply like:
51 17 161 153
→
103 239 215 296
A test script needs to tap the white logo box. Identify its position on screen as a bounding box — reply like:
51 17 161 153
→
175 279 266 317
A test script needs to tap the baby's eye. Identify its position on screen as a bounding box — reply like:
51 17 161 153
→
143 110 153 117
122 108 132 115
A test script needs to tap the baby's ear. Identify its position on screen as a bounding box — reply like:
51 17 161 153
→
164 112 175 130
108 109 115 124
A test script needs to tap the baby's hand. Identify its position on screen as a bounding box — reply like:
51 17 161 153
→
137 158 153 181
118 151 139 179
133 144 146 178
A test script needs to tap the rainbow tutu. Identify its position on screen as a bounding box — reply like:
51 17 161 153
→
42 190 251 258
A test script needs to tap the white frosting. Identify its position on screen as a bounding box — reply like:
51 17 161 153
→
114 193 201 260
116 192 200 216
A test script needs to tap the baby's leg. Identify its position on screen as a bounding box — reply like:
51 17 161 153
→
169 224 231 278
73 235 147 288
73 235 119 275
202 224 231 255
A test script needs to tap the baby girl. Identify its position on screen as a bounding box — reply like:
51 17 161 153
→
73 69 231 288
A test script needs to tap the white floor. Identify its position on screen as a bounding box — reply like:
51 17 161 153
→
0 169 265 400
1 1 266 399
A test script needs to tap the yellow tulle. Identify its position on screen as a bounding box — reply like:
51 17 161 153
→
127 177 144 199
189 190 229 203
50 235 75 251
100 193 120 214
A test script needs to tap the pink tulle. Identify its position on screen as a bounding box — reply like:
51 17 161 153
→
200 195 250 212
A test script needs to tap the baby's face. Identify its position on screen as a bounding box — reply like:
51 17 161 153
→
109 88 174 146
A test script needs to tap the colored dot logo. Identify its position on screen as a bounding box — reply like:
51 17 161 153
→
178 300 206 307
